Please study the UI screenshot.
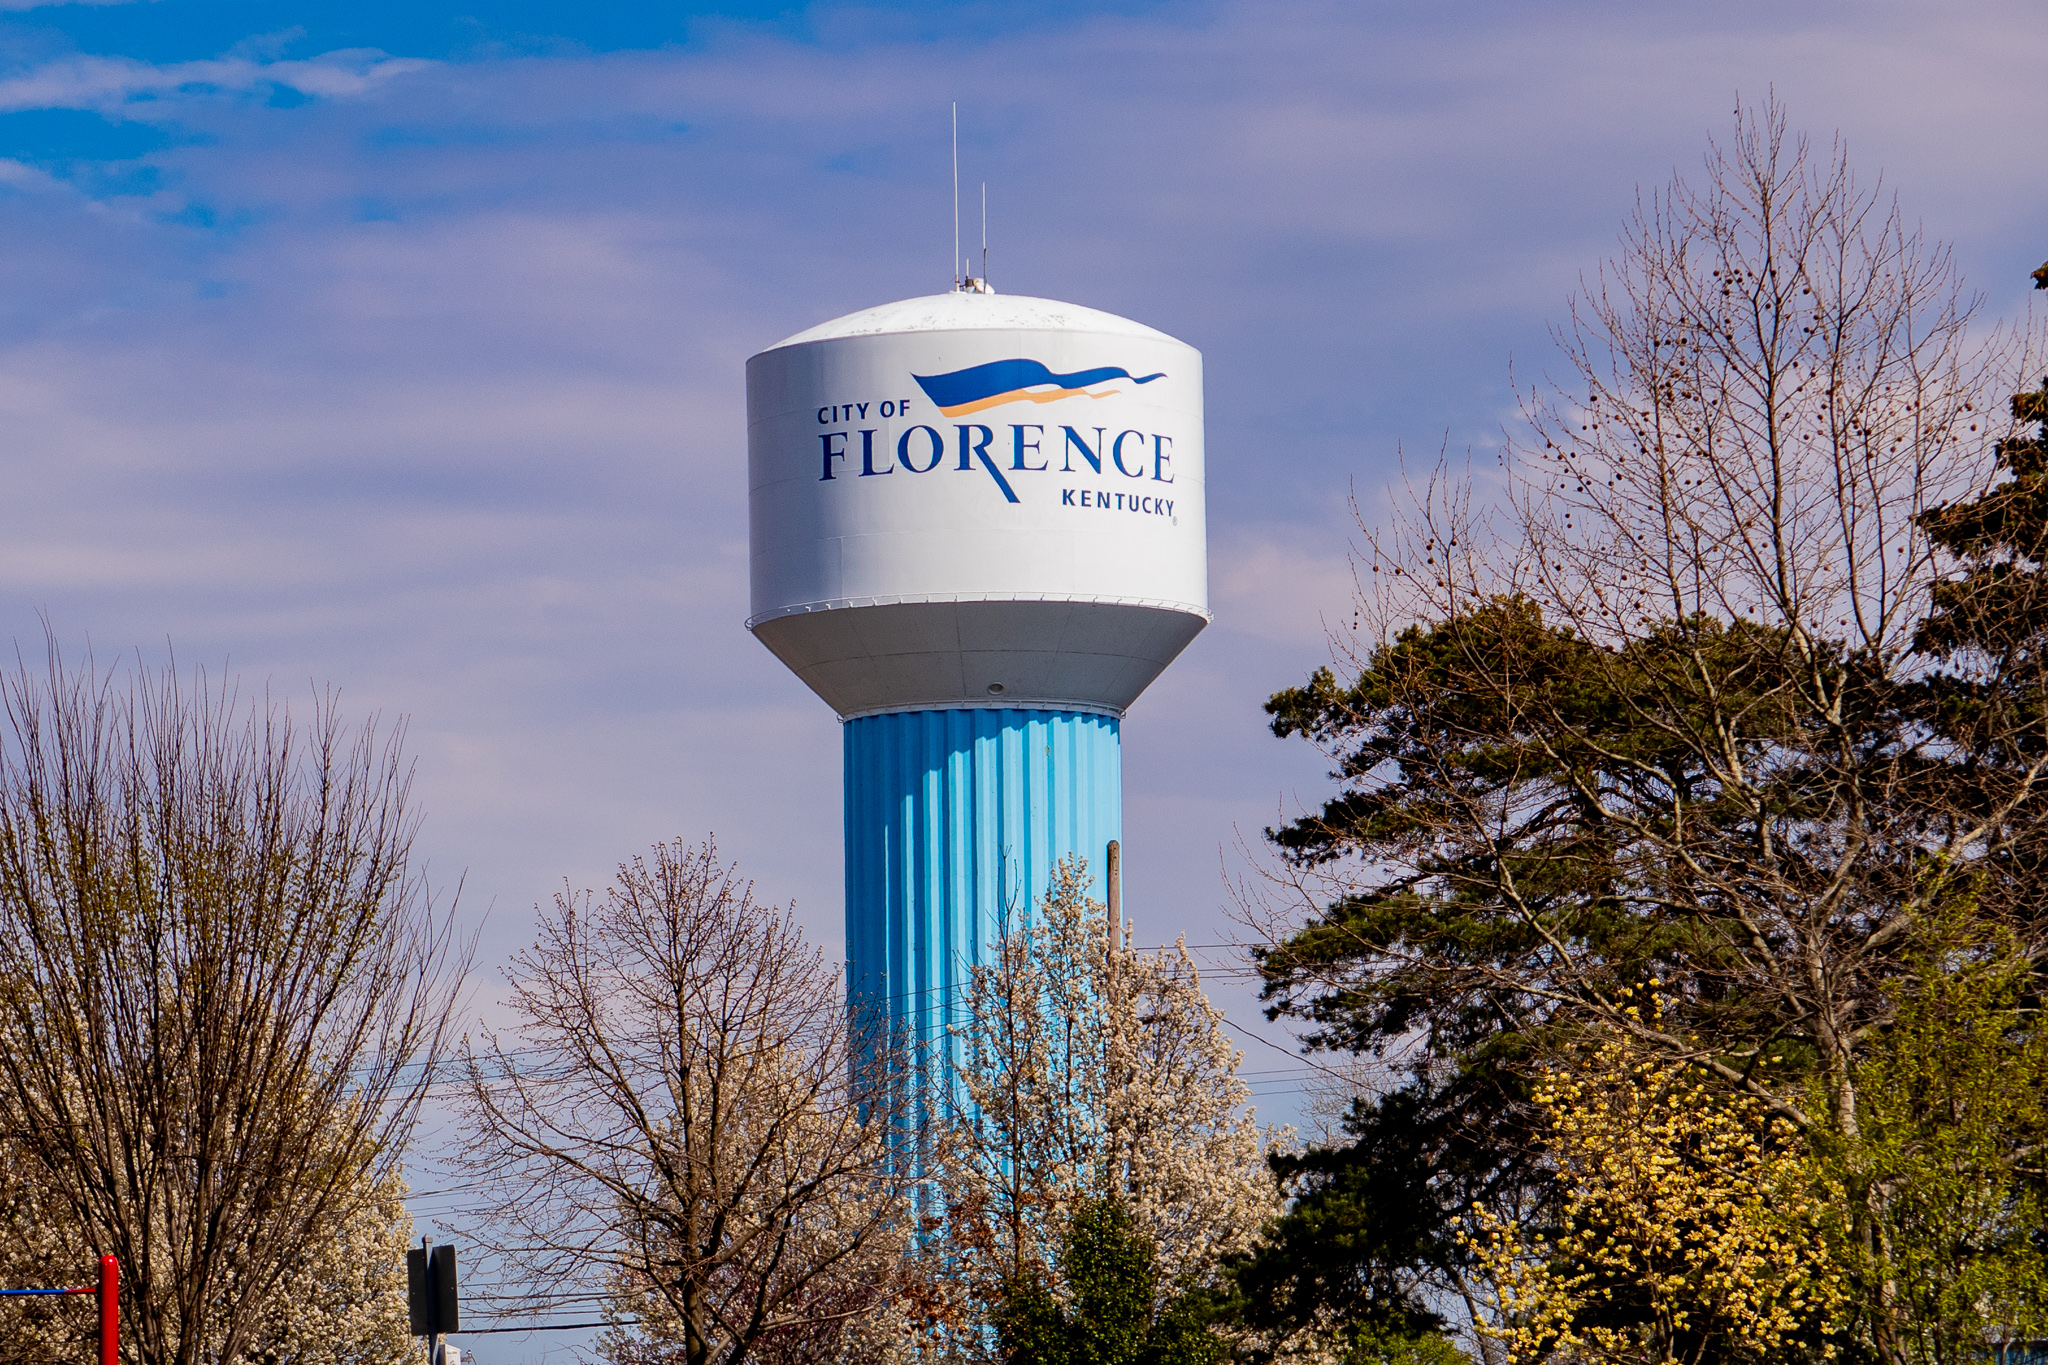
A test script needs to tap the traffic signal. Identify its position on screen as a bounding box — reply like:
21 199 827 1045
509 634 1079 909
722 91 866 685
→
407 1243 458 1337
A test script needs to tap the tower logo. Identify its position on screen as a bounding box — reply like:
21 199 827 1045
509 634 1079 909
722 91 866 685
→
912 359 1166 417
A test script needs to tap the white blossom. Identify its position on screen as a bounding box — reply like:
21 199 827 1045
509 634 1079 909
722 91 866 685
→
935 858 1285 1311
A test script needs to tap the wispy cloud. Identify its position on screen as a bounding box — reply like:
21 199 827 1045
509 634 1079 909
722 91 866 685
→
0 0 140 11
0 156 57 187
0 49 431 115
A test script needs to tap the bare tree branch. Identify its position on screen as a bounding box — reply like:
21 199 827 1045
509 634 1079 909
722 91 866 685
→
456 839 910 1365
0 639 466 1365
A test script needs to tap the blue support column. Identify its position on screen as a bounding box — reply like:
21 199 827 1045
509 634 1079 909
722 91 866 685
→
843 707 1122 1100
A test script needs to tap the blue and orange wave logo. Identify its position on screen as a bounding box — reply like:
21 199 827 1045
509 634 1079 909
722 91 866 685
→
912 359 1165 417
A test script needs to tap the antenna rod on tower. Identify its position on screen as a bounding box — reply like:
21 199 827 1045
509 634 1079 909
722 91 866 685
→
981 181 987 286
951 103 959 291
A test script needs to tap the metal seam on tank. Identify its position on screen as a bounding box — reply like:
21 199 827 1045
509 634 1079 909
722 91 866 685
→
942 712 965 1052
992 714 1015 928
869 732 885 1020
885 717 901 1011
840 723 856 1004
844 720 867 1017
903 714 922 1047
947 713 965 1051
843 724 870 1021
922 712 946 1056
911 721 933 1050
756 317 1182 352
975 715 998 933
1005 718 1026 928
900 716 918 1045
1013 712 1029 887
1025 714 1045 915
894 719 914 1043
755 305 1183 354
872 725 889 1016
746 593 1212 631
841 710 1122 1092
1072 721 1085 877
840 698 1125 722
1080 721 1094 878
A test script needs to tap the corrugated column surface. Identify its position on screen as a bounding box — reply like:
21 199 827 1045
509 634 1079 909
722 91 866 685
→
843 707 1122 1100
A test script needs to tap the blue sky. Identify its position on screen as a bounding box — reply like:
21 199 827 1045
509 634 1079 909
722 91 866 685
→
0 0 2041 1351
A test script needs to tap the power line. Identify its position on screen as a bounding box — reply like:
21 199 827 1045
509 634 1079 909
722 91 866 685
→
457 1320 630 1335
1218 1014 1360 1084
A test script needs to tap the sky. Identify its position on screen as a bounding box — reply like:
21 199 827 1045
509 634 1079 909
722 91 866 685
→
0 0 2042 1354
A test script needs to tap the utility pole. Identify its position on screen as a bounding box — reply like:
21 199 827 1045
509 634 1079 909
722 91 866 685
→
1104 838 1124 1197
1105 839 1122 999
1106 839 1121 939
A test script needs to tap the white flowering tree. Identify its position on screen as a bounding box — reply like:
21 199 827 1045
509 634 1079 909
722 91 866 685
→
233 1163 417 1365
934 858 1281 1328
0 1123 413 1365
0 652 460 1365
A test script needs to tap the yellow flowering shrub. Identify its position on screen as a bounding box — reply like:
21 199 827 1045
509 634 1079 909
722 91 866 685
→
1459 1016 1844 1364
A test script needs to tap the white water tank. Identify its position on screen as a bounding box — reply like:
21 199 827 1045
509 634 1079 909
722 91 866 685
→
745 289 1208 718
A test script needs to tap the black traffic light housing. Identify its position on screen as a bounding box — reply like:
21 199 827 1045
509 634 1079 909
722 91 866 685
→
407 1243 459 1337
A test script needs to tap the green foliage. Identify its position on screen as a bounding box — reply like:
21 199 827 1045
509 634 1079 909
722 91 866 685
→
1225 1081 1482 1339
1248 598 1867 1335
1249 587 2048 1363
996 1197 1225 1365
1812 917 2048 1365
1239 209 2048 1365
1338 1322 1471 1365
1913 365 2048 801
1258 595 1881 1067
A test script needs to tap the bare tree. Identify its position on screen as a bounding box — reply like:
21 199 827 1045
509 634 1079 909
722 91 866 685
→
457 840 910 1365
0 646 464 1365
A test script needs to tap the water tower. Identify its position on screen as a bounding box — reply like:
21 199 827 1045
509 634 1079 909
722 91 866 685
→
745 283 1207 1084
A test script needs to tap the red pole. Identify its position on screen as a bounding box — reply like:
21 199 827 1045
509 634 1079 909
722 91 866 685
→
98 1255 116 1365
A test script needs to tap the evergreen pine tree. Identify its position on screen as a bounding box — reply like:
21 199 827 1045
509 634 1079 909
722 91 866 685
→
996 1197 1225 1365
1914 259 2048 659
